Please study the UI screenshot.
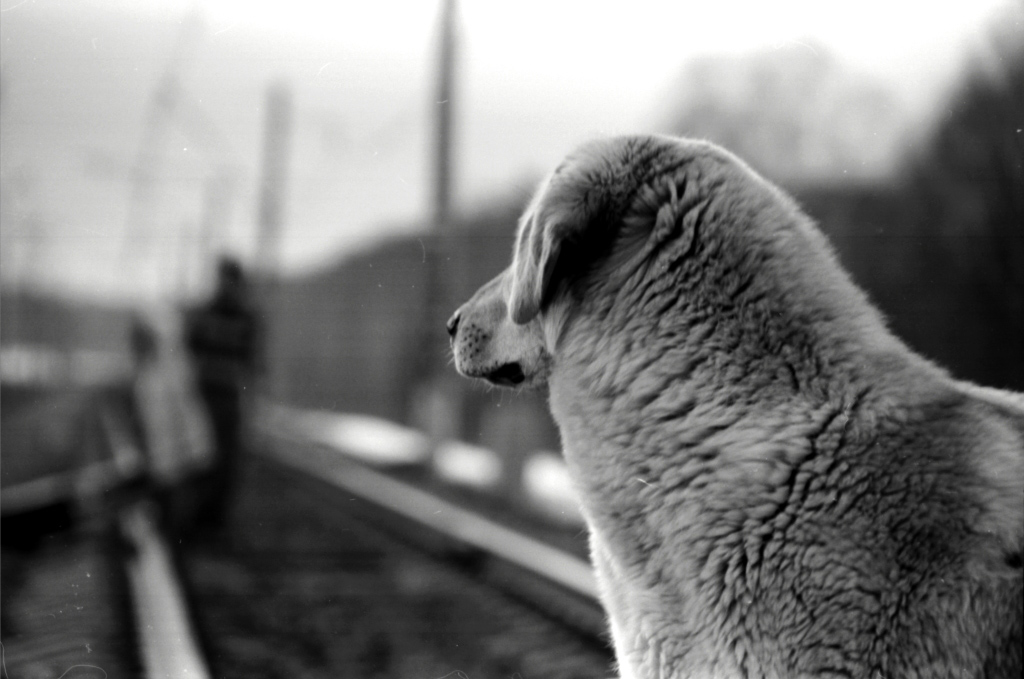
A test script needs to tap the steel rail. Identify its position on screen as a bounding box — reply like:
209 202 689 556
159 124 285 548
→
264 435 600 601
101 404 212 679
120 502 211 679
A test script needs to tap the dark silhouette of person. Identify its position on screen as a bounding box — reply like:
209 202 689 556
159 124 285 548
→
185 256 262 530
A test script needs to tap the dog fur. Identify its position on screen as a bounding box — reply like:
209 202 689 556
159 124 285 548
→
449 135 1023 678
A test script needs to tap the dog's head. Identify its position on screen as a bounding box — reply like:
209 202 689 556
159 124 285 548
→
449 133 832 389
448 135 694 387
447 269 552 388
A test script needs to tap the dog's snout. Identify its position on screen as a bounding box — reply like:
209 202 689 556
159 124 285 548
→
446 310 461 339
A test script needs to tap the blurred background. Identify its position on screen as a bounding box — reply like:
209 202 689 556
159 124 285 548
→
3 0 1021 425
1 0 1022 675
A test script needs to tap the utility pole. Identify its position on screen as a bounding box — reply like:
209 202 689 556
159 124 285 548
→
425 0 458 357
255 82 293 280
412 0 462 441
253 81 293 402
433 0 456 229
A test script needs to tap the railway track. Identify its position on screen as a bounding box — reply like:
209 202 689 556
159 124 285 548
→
3 395 614 677
2 392 211 679
177 441 614 678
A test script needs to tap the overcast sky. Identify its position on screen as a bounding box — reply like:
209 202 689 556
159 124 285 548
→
0 0 1015 301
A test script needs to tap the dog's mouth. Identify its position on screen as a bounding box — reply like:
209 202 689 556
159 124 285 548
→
483 362 526 387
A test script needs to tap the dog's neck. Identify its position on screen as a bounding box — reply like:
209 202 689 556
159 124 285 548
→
545 226 947 581
551 234 928 415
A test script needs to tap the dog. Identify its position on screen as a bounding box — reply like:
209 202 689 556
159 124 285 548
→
448 135 1023 678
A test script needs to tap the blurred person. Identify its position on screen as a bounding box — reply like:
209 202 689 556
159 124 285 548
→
128 311 214 536
185 256 262 531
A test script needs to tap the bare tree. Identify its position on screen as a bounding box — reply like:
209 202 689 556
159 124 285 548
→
905 12 1024 389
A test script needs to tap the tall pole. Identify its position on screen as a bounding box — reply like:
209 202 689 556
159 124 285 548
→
254 81 293 401
433 0 456 228
413 0 461 438
421 0 459 377
255 82 292 279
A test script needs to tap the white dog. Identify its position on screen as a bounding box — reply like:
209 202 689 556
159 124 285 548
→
449 135 1023 678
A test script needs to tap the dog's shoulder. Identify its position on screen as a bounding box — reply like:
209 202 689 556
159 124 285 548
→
854 377 1024 566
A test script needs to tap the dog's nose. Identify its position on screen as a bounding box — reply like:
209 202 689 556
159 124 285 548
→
446 311 461 339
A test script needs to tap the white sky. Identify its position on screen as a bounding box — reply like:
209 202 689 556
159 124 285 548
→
154 0 1010 80
0 0 1016 301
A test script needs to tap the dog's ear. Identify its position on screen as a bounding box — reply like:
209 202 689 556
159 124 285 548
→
507 172 624 324
506 143 630 324
508 206 565 324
